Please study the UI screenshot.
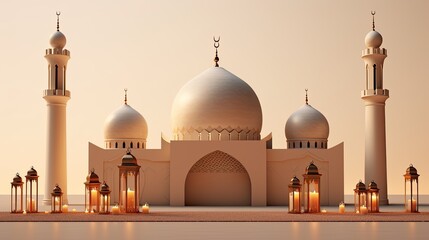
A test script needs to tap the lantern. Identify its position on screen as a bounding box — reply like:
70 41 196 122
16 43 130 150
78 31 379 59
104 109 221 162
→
10 173 24 213
367 181 379 213
118 150 140 213
354 180 367 213
302 161 321 213
25 166 39 213
84 169 101 213
99 181 111 214
51 184 63 213
288 176 301 213
404 164 419 212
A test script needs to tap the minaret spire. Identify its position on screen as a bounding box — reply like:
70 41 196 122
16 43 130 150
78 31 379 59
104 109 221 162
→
124 88 128 105
371 11 376 31
56 11 61 31
213 36 220 67
305 89 309 105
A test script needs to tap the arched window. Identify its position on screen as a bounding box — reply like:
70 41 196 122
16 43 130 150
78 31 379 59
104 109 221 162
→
122 142 126 148
300 142 302 148
130 142 133 148
115 142 118 148
293 142 295 148
321 142 324 148
307 141 310 148
55 65 59 90
315 142 318 148
137 142 140 148
373 64 377 91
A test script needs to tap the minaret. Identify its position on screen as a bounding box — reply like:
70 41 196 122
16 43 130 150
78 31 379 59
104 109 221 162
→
361 12 389 205
43 12 70 204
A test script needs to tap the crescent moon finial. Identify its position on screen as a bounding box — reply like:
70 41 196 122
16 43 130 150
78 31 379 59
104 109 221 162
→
213 36 220 67
371 11 376 31
305 89 309 105
124 88 128 105
56 11 61 31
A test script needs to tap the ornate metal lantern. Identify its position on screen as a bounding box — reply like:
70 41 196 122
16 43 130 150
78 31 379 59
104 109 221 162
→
118 150 140 213
99 181 111 214
51 184 63 213
25 166 39 213
84 169 101 213
288 176 301 213
10 173 24 213
354 180 367 213
404 164 419 212
302 162 321 213
367 181 379 213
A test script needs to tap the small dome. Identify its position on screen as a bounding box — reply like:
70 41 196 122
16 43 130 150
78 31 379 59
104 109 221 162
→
12 173 23 184
368 181 378 190
120 151 138 166
305 162 320 175
104 104 148 141
405 164 419 176
26 166 38 177
171 67 262 140
285 104 329 140
50 31 67 49
100 181 111 194
52 184 63 194
355 180 367 191
86 170 100 184
289 176 301 187
365 30 383 48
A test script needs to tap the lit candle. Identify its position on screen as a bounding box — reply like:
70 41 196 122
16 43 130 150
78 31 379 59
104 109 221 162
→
407 198 417 212
90 189 98 208
359 205 368 214
72 208 77 212
309 191 319 212
62 204 69 213
112 205 120 215
127 188 135 211
27 199 36 212
23 210 27 215
142 203 150 214
371 194 377 211
339 202 345 213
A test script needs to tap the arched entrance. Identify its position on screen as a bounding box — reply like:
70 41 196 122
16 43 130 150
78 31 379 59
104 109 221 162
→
185 150 251 206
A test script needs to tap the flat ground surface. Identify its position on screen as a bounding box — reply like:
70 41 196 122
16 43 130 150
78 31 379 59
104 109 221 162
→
2 205 429 222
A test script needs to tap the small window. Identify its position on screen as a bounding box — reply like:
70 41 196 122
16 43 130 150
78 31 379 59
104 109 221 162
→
293 142 295 148
315 142 318 148
137 142 140 148
321 142 324 148
115 142 118 148
300 142 302 148
307 141 310 148
122 142 126 148
130 142 133 148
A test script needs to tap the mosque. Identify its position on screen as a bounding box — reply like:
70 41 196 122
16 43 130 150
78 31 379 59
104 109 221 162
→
43 13 389 206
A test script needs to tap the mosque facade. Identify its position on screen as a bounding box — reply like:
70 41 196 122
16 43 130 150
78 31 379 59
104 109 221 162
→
88 52 344 207
44 13 390 207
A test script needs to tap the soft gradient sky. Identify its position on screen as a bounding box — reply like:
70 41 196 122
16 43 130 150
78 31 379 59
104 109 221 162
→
0 0 428 196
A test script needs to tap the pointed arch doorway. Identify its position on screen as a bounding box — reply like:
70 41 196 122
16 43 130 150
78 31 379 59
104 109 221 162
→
185 150 251 206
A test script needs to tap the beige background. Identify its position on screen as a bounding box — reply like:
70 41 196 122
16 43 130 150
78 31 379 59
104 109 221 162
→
0 0 428 195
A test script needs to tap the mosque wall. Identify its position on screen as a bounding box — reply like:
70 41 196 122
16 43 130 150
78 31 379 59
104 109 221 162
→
266 142 344 206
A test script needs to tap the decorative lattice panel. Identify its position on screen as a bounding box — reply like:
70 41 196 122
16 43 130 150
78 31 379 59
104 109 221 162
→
189 151 247 173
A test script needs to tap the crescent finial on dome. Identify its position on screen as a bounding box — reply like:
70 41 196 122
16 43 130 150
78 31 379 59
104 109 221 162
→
56 11 61 31
371 11 376 31
213 36 220 67
305 89 309 105
124 88 128 105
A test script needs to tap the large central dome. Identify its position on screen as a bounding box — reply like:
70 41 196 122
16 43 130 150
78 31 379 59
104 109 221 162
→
171 67 262 141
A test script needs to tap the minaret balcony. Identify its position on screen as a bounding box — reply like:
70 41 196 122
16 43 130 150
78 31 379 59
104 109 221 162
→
361 89 389 98
362 48 387 56
44 89 71 97
45 48 70 56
